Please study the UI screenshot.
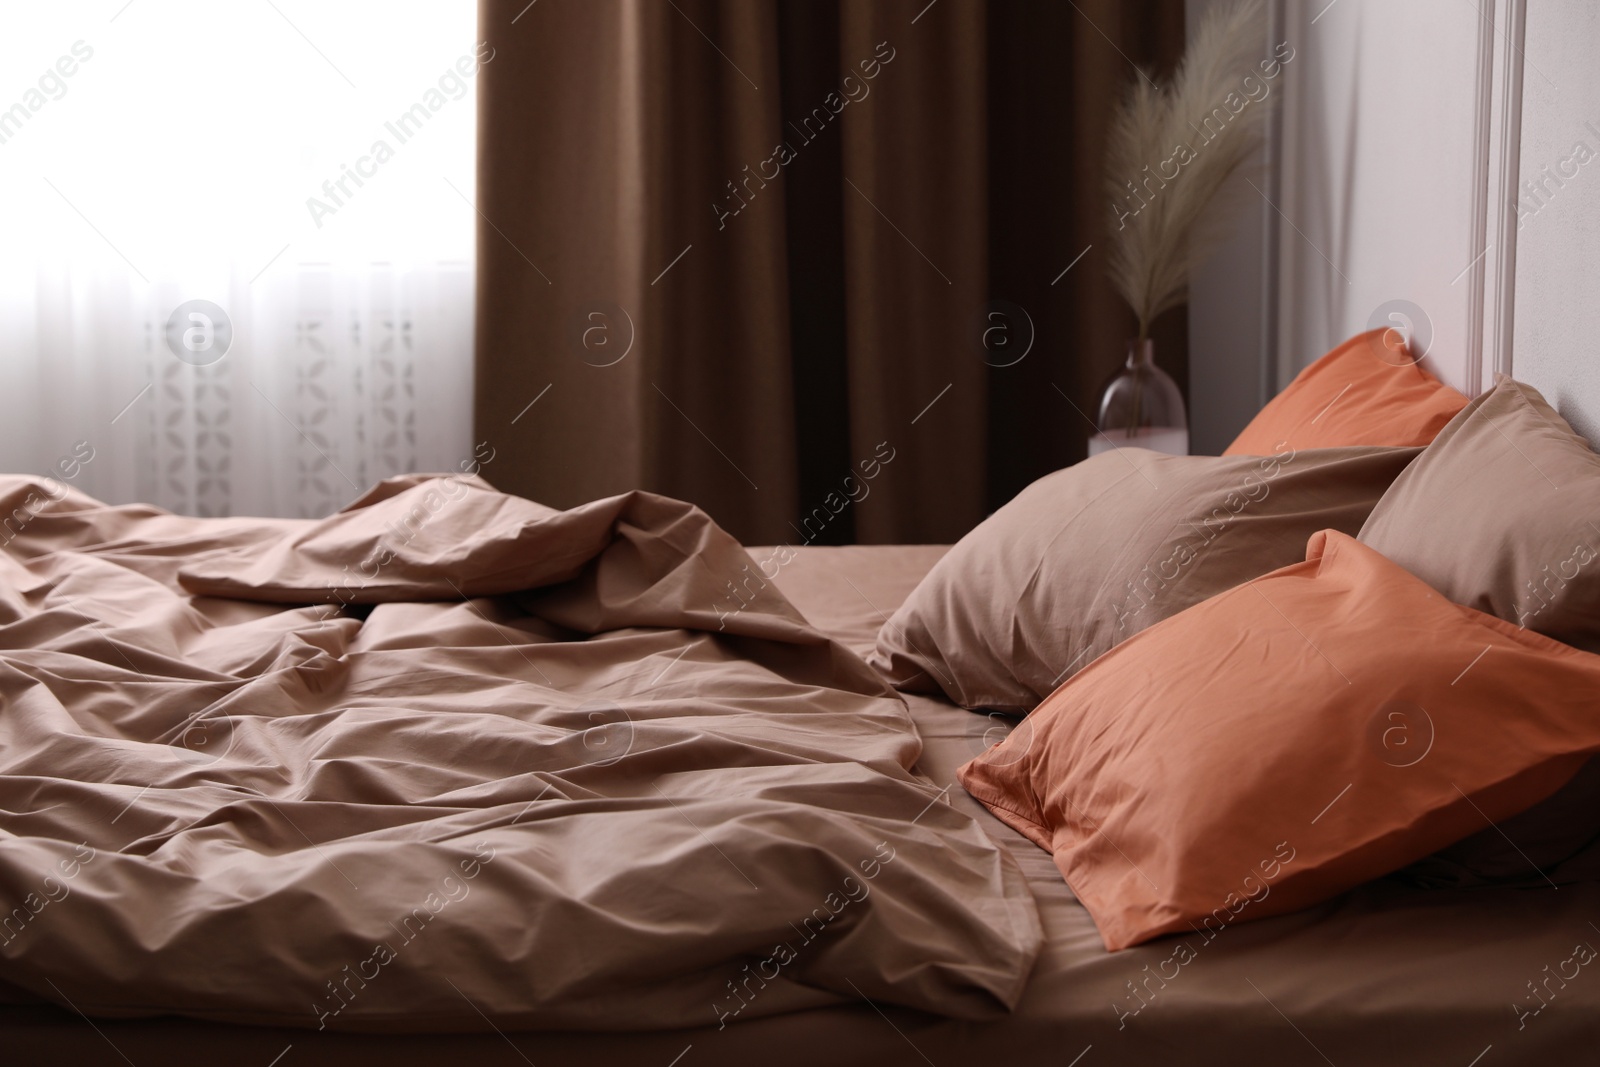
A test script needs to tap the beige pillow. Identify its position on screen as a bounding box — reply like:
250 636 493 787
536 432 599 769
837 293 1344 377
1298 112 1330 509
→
1360 376 1600 652
869 444 1420 711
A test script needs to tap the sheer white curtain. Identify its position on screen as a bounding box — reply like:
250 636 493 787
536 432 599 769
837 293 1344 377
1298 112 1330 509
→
0 1 477 517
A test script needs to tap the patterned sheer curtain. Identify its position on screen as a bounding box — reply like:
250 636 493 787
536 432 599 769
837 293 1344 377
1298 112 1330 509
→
0 1 476 518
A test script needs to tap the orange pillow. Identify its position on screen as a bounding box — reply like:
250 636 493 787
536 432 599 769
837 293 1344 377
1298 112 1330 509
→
1223 330 1468 455
958 530 1600 951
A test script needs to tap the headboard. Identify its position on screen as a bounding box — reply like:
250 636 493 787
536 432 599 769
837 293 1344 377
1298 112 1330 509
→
1198 0 1600 451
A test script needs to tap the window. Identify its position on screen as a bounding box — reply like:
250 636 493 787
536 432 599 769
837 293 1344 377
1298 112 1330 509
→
0 1 479 516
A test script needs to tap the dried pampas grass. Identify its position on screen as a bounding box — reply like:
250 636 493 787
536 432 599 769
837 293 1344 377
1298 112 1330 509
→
1106 0 1272 338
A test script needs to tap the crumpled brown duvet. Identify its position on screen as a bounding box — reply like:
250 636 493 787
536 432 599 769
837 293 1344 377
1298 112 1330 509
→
0 474 1041 1032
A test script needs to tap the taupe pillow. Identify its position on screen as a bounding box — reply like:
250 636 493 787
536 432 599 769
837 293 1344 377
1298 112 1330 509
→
1360 376 1600 886
1360 376 1600 652
869 444 1420 711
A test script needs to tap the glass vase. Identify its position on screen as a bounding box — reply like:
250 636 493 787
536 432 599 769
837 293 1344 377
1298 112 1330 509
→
1090 338 1188 457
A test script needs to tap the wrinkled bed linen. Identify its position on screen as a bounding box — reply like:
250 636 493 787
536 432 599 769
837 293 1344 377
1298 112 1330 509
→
3 542 1600 1065
0 475 1040 1031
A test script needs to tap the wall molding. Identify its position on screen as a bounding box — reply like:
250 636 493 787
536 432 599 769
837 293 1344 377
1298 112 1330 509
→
1478 0 1526 392
1463 0 1495 394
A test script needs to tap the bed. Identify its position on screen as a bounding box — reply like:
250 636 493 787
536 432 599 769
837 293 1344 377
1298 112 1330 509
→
2 486 1597 1066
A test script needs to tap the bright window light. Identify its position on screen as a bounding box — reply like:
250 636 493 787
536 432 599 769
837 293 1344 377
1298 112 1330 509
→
0 1 480 518
0 0 480 275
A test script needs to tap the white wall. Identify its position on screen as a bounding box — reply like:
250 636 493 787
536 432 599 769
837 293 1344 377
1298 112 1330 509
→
1272 0 1491 395
1194 1 1600 444
1188 0 1502 450
1511 3 1600 445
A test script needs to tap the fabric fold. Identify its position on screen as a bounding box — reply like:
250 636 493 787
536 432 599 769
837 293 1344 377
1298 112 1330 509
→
0 474 1041 1031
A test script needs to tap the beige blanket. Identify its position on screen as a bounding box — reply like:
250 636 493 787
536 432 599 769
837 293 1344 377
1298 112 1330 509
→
0 474 1040 1031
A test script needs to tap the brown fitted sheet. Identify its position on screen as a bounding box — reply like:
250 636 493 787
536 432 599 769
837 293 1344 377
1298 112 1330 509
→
4 542 1599 1064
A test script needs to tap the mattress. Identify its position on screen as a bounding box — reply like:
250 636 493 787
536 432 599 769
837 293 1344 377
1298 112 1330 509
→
3 542 1597 1064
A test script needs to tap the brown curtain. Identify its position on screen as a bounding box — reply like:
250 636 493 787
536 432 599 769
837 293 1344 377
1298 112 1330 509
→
474 0 1186 544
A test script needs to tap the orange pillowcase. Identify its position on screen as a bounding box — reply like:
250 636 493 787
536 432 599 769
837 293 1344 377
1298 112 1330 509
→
957 530 1600 951
1223 330 1468 455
